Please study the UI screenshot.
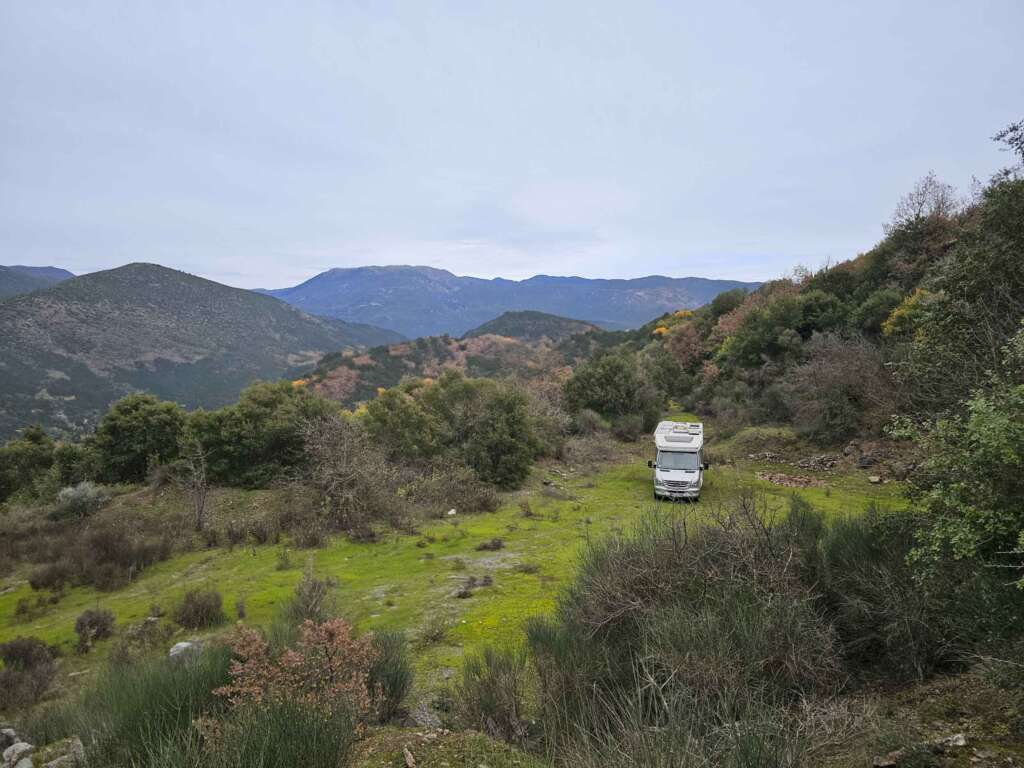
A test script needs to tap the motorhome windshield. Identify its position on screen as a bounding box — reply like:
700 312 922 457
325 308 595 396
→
657 451 700 470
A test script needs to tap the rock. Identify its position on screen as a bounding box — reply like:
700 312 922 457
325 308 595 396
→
37 736 85 768
934 733 968 750
872 750 904 767
858 454 876 468
3 742 34 766
409 701 442 729
0 729 17 750
843 441 858 457
14 759 34 768
403 746 416 767
446 509 457 516
869 475 882 484
168 641 200 662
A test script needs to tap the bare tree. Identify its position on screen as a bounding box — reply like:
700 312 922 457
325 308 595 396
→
175 436 210 532
302 415 402 535
885 171 961 234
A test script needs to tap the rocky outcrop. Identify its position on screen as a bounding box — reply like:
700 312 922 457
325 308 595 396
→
0 725 83 768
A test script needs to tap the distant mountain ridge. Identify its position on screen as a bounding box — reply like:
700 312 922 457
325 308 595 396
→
0 263 403 438
0 264 74 300
259 266 760 338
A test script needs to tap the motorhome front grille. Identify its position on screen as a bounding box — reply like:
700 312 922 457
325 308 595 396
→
662 480 691 489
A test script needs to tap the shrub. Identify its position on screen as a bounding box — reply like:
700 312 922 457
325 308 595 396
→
43 645 232 765
0 636 57 712
93 394 186 484
475 537 504 551
49 481 111 521
303 415 402 535
463 388 538 489
75 608 115 653
216 619 376 719
573 408 606 436
368 630 413 723
564 352 662 422
283 565 338 625
455 646 529 743
173 589 226 629
784 333 898 443
610 413 643 442
200 699 358 768
405 460 500 515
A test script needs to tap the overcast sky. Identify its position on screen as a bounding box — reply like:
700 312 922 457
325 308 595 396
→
1 2 1021 288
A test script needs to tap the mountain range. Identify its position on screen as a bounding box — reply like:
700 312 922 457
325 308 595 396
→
259 266 760 338
0 264 402 438
0 265 74 299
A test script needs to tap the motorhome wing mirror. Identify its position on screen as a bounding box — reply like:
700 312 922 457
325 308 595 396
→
647 460 654 468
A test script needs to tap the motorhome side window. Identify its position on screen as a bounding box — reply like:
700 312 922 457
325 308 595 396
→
657 451 700 470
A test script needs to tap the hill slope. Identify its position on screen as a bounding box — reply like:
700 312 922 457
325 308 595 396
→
462 310 600 342
0 264 74 299
260 266 759 338
0 263 403 437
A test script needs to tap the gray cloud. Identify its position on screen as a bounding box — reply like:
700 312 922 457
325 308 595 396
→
1 1 1021 287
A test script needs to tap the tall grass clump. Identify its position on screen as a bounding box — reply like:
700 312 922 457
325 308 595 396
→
455 646 529 743
22 644 232 766
368 630 414 723
499 495 841 765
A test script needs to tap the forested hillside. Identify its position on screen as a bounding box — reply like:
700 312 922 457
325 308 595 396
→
0 263 403 438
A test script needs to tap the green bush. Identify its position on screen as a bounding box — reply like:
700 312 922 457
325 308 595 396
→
564 351 662 420
189 381 340 488
26 645 232 766
455 646 529 743
199 700 358 768
49 481 110 521
368 630 414 723
0 425 54 503
463 388 537 489
93 394 186 484
173 589 226 629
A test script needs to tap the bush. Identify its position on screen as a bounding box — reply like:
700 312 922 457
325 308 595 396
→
520 499 842 760
200 699 358 768
564 352 662 422
303 415 403 535
0 425 55 503
368 630 413 723
93 394 186 484
463 388 538 489
610 413 643 442
173 589 226 630
573 408 606 436
75 608 116 653
216 619 376 719
784 333 898 443
455 646 529 743
26 645 232 765
50 481 110 521
405 460 500 516
0 636 57 712
283 565 338 625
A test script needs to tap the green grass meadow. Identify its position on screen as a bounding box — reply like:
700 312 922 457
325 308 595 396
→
0 421 905 694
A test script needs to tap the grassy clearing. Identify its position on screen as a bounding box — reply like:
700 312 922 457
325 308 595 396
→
0 421 905 693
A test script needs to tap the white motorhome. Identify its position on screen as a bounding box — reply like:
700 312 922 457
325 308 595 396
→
649 421 707 500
